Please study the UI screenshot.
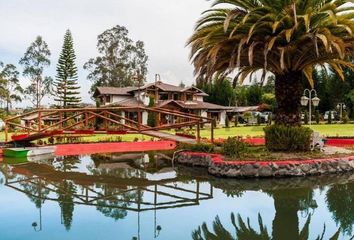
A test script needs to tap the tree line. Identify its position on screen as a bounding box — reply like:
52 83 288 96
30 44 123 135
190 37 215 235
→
0 25 148 114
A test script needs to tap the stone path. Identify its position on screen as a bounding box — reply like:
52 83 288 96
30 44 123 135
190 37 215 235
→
142 130 197 144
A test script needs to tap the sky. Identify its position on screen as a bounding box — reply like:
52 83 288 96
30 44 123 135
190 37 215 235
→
0 0 211 107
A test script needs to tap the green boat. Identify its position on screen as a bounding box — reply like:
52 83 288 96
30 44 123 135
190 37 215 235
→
3 148 30 158
3 147 56 158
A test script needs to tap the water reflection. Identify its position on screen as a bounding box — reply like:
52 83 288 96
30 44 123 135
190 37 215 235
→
0 154 354 239
1 152 213 234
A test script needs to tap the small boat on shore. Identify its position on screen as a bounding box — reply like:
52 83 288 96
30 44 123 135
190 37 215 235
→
3 146 56 158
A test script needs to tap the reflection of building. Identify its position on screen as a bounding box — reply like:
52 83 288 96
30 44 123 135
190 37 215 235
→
3 155 213 213
93 81 230 125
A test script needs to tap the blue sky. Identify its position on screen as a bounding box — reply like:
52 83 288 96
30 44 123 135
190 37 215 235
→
0 0 210 107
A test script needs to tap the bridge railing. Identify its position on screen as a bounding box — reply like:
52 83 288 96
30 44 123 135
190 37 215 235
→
5 107 214 143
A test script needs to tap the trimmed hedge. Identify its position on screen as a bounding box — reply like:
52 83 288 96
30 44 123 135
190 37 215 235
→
264 125 313 152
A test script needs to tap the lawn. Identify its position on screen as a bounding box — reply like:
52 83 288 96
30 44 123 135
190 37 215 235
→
199 124 354 139
1 124 353 143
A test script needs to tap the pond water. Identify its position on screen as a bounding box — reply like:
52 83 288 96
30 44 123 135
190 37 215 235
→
0 152 353 240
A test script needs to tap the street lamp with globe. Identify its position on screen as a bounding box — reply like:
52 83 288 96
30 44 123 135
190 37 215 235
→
301 89 320 125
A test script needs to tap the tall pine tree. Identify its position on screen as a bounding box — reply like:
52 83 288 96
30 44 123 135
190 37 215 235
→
54 30 81 108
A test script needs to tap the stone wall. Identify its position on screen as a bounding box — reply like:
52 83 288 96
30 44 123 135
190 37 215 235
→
175 152 354 178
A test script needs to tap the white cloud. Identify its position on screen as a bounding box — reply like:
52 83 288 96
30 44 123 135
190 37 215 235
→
0 0 210 106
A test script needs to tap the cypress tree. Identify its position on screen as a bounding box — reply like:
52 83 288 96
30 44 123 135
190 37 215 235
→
54 30 81 108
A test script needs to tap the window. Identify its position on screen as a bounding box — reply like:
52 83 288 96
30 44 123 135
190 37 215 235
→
173 94 179 100
186 94 193 101
160 94 168 100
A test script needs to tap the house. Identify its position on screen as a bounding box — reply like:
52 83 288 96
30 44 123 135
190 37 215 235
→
93 81 230 125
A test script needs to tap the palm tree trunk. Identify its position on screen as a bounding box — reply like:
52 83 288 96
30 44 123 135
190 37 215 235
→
272 194 300 240
275 72 303 126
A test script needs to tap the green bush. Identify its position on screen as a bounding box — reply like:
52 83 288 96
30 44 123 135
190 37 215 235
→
264 125 313 152
178 142 215 153
223 137 248 158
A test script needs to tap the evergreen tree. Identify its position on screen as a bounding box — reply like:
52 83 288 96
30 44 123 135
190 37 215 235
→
54 30 81 108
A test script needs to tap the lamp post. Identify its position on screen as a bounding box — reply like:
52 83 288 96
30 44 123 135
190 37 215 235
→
301 89 320 125
336 103 346 122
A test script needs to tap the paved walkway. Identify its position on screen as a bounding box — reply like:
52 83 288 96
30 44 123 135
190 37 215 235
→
142 131 197 144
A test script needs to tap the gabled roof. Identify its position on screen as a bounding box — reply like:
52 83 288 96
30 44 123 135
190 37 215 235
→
157 100 230 111
94 87 137 97
181 86 209 96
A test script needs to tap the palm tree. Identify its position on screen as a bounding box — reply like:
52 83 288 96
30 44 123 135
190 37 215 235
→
188 0 354 126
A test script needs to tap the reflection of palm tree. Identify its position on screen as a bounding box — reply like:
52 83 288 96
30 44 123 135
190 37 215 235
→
269 188 317 240
20 178 50 209
326 183 354 235
192 213 339 240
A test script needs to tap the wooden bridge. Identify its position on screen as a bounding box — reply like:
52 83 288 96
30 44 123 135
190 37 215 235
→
4 107 214 144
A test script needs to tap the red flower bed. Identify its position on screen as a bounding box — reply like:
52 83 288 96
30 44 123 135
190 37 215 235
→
326 138 354 147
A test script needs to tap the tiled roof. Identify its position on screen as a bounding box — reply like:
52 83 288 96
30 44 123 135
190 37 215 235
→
106 98 143 108
94 87 137 96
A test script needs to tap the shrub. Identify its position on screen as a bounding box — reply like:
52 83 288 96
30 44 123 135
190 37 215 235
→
315 110 320 124
178 142 215 153
264 125 313 152
223 137 248 158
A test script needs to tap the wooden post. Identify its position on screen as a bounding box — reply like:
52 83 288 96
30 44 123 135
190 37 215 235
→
137 109 142 133
197 121 200 143
59 112 63 129
38 111 42 132
104 112 108 130
85 112 89 128
211 119 214 144
4 121 8 143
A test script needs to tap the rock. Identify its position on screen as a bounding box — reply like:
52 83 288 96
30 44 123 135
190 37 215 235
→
240 164 258 177
338 159 350 170
300 164 311 173
258 166 273 177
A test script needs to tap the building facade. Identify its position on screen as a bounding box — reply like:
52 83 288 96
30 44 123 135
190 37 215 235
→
93 81 229 126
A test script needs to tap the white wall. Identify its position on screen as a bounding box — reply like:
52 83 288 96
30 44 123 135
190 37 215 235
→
112 95 131 104
219 111 226 126
142 111 148 125
121 111 126 125
194 96 204 102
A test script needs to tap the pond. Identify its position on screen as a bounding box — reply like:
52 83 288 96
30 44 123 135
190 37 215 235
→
0 152 353 240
